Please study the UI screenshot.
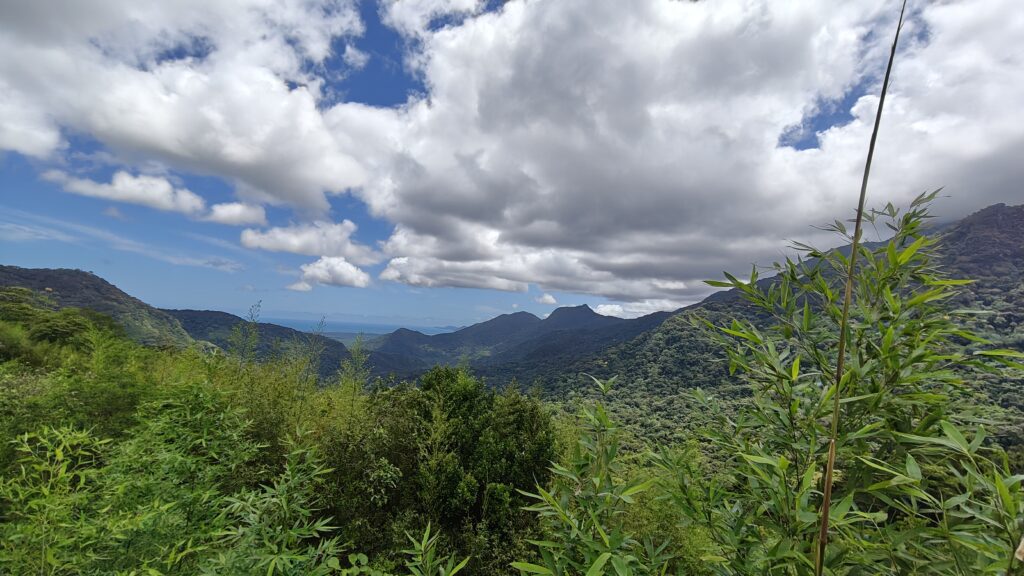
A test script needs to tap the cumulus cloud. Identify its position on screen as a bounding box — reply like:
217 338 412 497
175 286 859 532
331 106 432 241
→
44 171 267 226
3 0 1023 308
297 256 371 288
240 220 379 265
594 304 624 318
364 0 1024 308
205 202 267 226
535 293 556 305
0 0 368 213
43 170 206 215
381 0 483 37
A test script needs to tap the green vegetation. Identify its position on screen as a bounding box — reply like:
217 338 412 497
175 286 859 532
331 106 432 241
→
0 288 554 575
1 200 1022 575
0 265 191 347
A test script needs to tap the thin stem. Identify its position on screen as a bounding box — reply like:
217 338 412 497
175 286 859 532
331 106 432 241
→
814 2 908 575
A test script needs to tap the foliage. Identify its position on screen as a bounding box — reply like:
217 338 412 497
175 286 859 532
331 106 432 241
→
1 198 1022 575
515 376 672 576
663 196 1024 574
402 523 470 576
201 438 346 575
0 265 192 346
0 295 556 575
0 426 110 574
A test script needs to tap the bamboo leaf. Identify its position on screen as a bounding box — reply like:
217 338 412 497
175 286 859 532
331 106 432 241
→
585 553 612 576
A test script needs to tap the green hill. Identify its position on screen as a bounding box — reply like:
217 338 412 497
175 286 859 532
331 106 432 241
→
0 266 191 347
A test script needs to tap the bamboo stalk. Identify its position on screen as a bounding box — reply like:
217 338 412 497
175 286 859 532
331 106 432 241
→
814 2 908 575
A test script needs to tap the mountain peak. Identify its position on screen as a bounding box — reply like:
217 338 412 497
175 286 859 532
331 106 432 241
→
547 304 597 319
941 203 1024 276
541 304 623 332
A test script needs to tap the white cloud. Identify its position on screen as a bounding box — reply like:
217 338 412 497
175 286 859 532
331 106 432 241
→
240 220 379 265
366 0 1024 309
3 0 1024 310
44 171 267 226
594 304 624 318
0 222 76 243
0 208 242 272
298 256 371 288
0 0 368 213
535 293 556 305
343 44 369 69
43 170 206 214
205 202 267 226
381 0 483 37
103 206 128 220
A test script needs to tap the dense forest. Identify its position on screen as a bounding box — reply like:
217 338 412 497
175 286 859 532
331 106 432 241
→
1 199 1022 574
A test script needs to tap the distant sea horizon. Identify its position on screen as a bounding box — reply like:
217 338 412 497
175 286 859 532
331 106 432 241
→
261 317 458 336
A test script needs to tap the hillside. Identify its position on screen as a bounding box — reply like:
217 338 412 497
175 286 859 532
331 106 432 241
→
162 308 355 380
373 304 672 378
3 203 1019 409
526 203 1024 442
162 309 425 379
0 265 191 347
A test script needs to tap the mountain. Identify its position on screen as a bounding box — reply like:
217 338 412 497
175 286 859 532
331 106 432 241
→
3 202 1018 415
0 265 191 347
521 203 1024 442
538 305 624 332
371 304 674 377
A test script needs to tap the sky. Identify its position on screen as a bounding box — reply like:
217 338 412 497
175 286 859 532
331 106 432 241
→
1 0 1022 327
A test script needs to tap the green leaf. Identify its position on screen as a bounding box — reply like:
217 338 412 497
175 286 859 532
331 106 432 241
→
905 454 921 481
896 236 926 265
585 553 612 576
896 432 965 454
940 421 970 454
975 348 1024 358
449 556 470 575
993 474 1015 517
741 453 781 467
621 478 656 498
924 278 974 286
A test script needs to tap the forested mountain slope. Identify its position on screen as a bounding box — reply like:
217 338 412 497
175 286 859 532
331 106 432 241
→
0 265 191 346
2 203 1019 406
373 304 672 377
523 202 1024 442
162 308 351 380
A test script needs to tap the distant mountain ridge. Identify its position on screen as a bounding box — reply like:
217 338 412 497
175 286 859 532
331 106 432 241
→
153 309 451 380
513 202 1024 439
2 202 1019 396
371 303 670 377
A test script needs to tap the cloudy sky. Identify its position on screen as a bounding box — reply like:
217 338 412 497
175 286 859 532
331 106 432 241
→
1 0 1021 326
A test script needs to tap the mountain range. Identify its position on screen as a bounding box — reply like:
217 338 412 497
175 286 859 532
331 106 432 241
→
2 203 1021 409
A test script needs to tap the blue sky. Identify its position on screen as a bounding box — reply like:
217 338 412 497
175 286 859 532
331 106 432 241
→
0 0 597 327
0 149 592 327
1 0 1021 326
